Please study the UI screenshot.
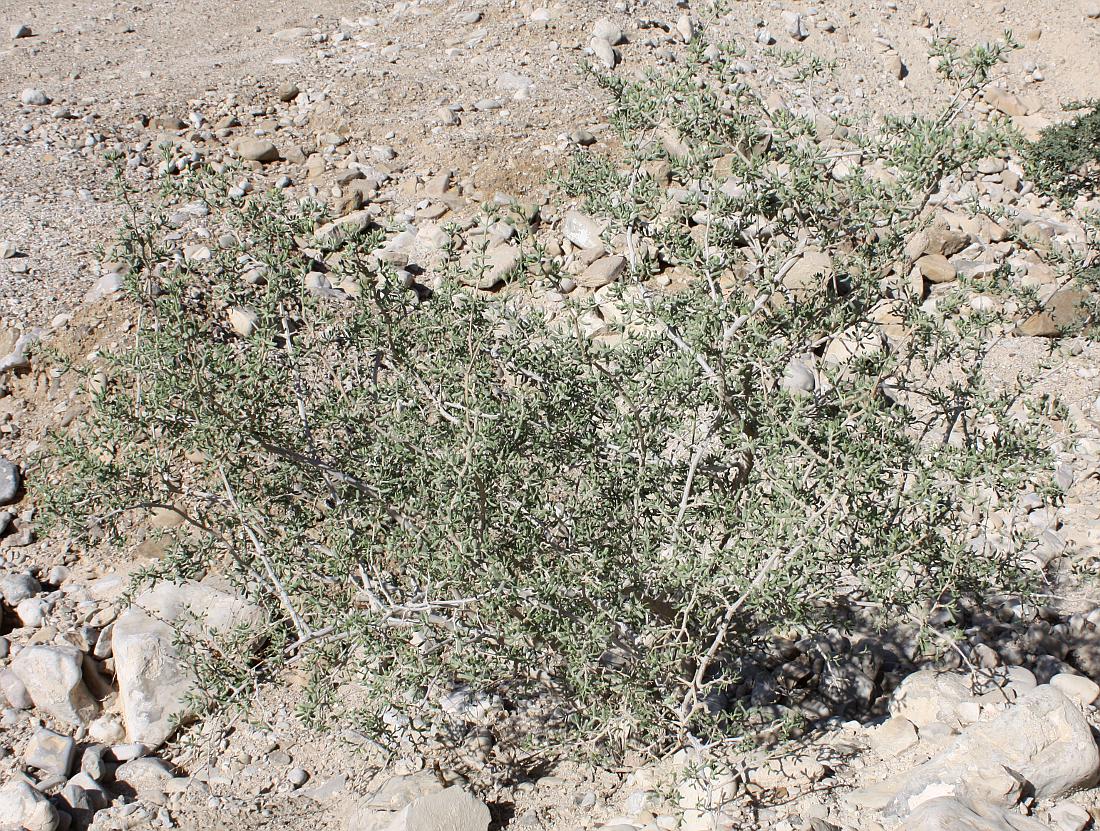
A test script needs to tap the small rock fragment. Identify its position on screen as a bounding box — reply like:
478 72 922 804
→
1050 673 1100 706
916 254 957 283
20 88 50 106
233 139 280 163
983 87 1029 117
114 757 173 793
25 727 77 776
1049 803 1091 831
0 781 58 831
593 18 624 45
783 11 808 40
11 645 100 727
562 211 605 249
0 459 21 505
578 255 626 289
227 306 259 338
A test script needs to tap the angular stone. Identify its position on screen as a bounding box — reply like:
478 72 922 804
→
1048 803 1090 831
871 717 919 756
11 645 100 727
227 306 259 337
1018 290 1089 337
783 249 834 299
900 797 1050 831
114 757 173 793
883 686 1099 818
916 254 957 284
905 224 970 260
562 211 605 249
0 572 38 606
67 772 110 808
315 210 376 242
578 255 626 289
25 727 76 776
387 787 490 831
113 579 262 747
233 139 279 163
0 781 58 831
0 458 20 504
983 88 1029 117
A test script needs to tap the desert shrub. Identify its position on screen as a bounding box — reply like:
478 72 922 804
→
40 35 1065 768
1024 100 1100 204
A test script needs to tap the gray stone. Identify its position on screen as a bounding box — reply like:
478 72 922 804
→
900 797 1050 831
0 459 21 504
83 273 124 304
66 773 110 809
0 571 39 604
112 579 263 747
590 37 616 69
25 727 76 776
288 767 310 787
227 306 259 337
1049 673 1099 706
11 24 32 39
16 598 46 627
780 358 816 396
20 88 50 106
459 244 522 289
11 645 100 727
1048 803 1090 831
0 669 32 709
578 255 626 289
110 742 148 762
562 211 605 249
593 19 624 45
0 780 58 831
782 11 808 40
233 139 280 163
114 757 173 793
81 745 109 782
387 787 490 831
883 686 1100 817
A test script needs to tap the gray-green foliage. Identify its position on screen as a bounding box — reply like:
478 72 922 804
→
42 35 1059 765
1024 100 1100 205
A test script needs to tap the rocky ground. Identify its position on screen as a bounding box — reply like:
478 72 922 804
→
2 1 1100 830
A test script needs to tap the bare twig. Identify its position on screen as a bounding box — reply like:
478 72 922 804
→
218 466 311 643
